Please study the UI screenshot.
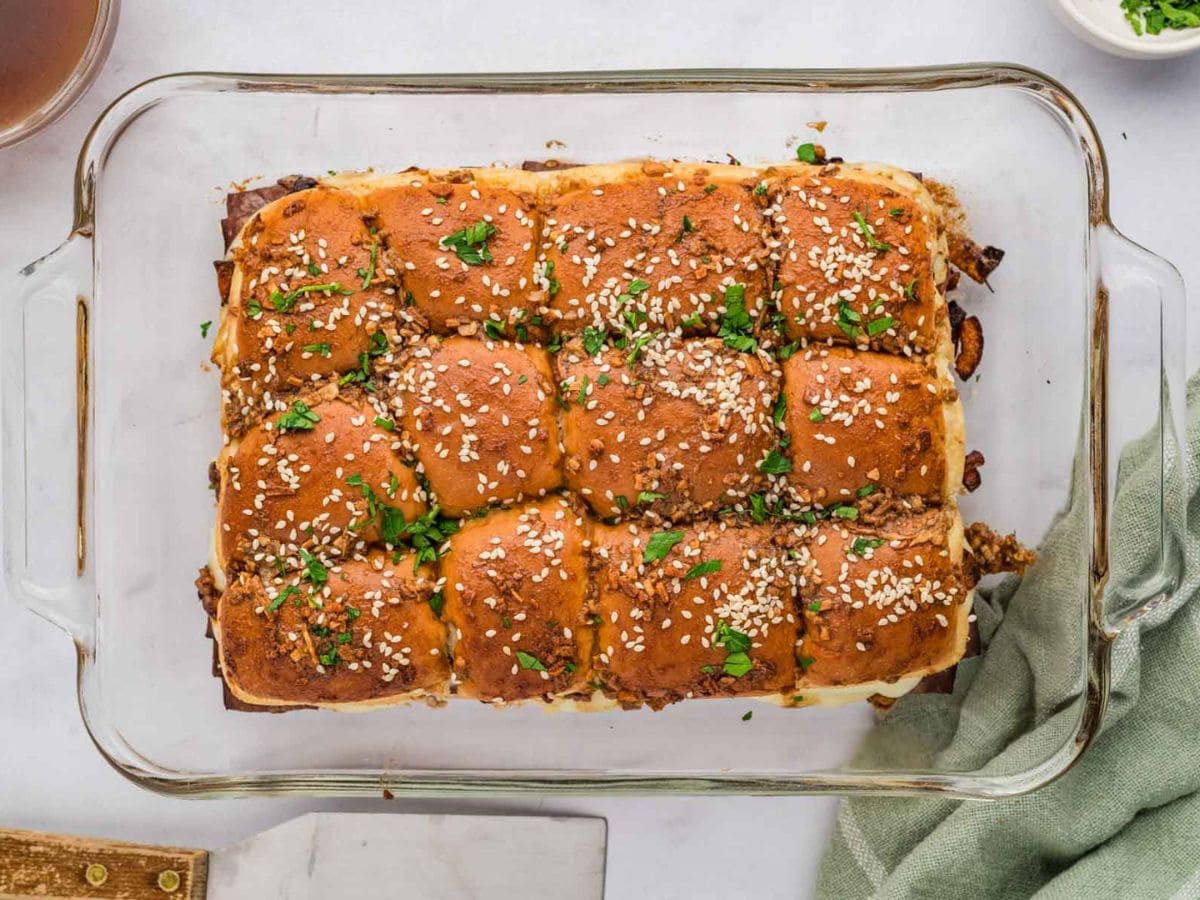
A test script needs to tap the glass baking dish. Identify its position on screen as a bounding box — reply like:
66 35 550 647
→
2 66 1187 798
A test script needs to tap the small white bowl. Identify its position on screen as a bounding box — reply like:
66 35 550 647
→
1049 0 1200 57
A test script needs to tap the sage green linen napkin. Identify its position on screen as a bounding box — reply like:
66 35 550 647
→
817 375 1199 900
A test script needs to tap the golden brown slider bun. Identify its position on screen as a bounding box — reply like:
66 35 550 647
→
539 162 770 335
365 170 543 333
216 550 448 708
555 334 781 518
769 163 948 358
797 507 970 690
214 387 426 576
780 346 963 504
390 336 563 517
440 497 593 704
591 520 810 708
214 185 405 434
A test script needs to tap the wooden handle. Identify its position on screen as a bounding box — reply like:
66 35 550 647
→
0 828 207 899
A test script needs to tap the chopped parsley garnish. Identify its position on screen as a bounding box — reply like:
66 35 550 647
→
1122 0 1200 34
852 211 891 252
637 490 666 504
277 400 320 431
362 240 378 289
516 651 546 672
742 710 753 722
798 656 815 671
483 318 506 340
836 302 862 339
715 620 752 654
683 559 722 582
625 330 659 367
723 653 752 677
749 493 769 523
564 661 578 674
866 316 896 337
614 495 629 511
753 182 767 196
200 320 212 338
700 664 716 674
270 282 353 313
347 606 361 620
401 505 460 569
543 259 560 297
267 584 299 612
373 416 394 431
718 284 757 353
643 530 685 563
777 340 801 361
809 408 825 423
246 298 263 319
857 483 877 498
317 646 340 667
773 394 787 427
903 278 918 300
298 548 328 587
681 313 705 330
675 215 695 242
596 373 610 387
429 591 445 617
851 537 885 557
619 278 651 303
378 506 407 544
759 448 793 475
889 207 904 218
441 220 496 265
582 326 607 356
703 184 718 194
795 142 820 164
808 600 822 613
832 505 859 520
303 342 331 357
576 375 591 404
308 263 321 276
517 374 528 385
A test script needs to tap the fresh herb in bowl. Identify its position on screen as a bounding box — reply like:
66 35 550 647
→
1121 0 1200 35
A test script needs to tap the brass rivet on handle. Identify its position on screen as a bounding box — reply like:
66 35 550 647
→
157 869 181 893
84 862 108 886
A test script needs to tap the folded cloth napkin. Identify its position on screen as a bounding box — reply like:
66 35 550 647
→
817 375 1199 900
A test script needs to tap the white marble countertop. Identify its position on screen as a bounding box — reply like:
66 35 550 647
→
0 2 1196 897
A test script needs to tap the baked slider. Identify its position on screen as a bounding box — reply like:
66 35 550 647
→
556 333 781 518
539 162 771 336
768 162 950 359
779 346 964 504
389 335 563 516
440 497 594 704
362 169 543 334
796 506 972 704
212 385 426 582
591 520 810 708
213 184 408 435
216 550 448 708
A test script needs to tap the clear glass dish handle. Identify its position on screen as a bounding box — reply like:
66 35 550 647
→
1098 225 1188 638
2 235 94 649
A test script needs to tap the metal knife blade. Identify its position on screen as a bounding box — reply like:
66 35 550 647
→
206 813 607 900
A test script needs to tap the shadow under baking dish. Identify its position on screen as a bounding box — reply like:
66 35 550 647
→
2 67 1186 798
